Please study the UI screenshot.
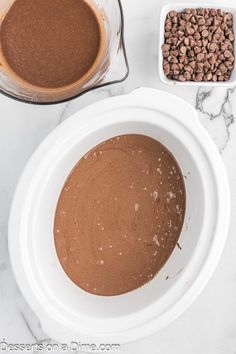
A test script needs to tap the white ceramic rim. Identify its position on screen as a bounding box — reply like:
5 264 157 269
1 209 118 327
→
8 88 230 343
158 2 236 87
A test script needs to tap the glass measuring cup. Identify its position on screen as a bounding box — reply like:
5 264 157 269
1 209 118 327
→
0 0 129 104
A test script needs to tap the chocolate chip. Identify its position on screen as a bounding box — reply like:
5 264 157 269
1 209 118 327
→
186 27 195 35
184 71 191 80
194 46 201 54
219 63 227 73
171 63 179 71
204 60 211 69
209 42 218 52
164 63 170 75
202 29 209 37
180 46 187 54
194 32 201 40
218 53 225 61
210 9 217 16
197 53 205 61
179 75 186 81
162 44 170 52
224 49 232 58
189 60 196 68
184 37 190 46
229 33 234 41
199 18 205 25
169 10 177 18
185 64 193 73
196 73 203 81
163 51 170 58
206 72 213 80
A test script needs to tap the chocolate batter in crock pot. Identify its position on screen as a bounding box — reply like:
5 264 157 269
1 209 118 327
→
0 0 103 88
54 135 186 296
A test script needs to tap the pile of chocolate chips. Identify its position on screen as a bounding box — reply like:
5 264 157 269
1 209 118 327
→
162 8 235 82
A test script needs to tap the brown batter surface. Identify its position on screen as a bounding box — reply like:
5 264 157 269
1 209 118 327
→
0 0 102 88
54 135 186 296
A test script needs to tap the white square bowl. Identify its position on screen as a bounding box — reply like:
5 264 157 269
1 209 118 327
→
159 2 236 86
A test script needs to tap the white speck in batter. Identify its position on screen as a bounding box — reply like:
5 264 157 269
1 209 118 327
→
135 203 139 212
97 260 104 265
176 204 181 214
166 191 176 203
152 191 159 201
153 235 160 246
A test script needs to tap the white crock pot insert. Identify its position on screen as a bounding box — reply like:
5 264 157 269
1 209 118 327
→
9 88 230 343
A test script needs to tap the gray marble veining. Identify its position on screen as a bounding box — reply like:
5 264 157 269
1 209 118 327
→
196 87 236 152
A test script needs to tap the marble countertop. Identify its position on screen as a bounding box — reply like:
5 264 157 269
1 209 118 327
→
1 0 236 353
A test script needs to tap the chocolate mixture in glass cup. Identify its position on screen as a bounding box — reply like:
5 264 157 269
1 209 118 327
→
0 0 105 90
